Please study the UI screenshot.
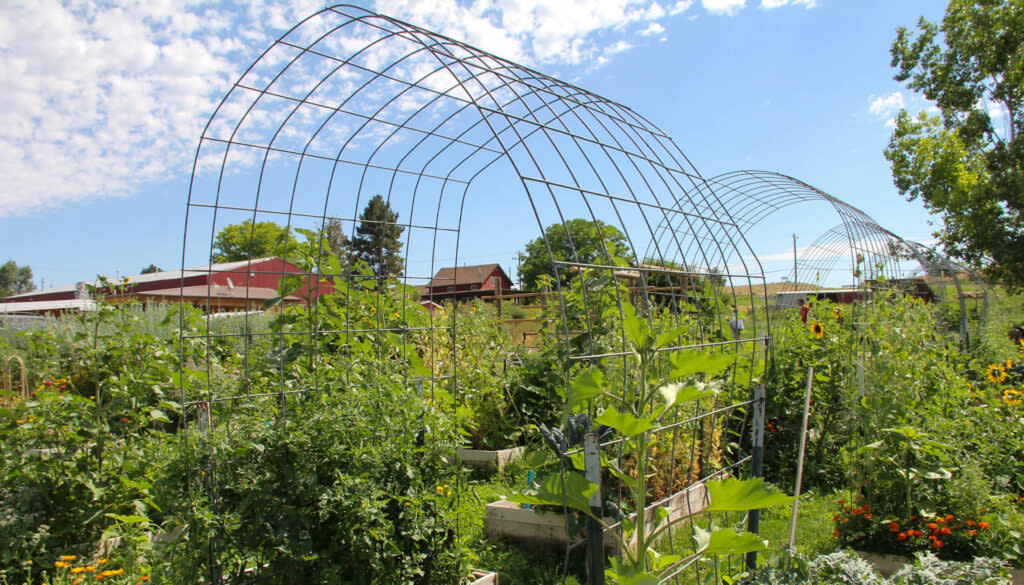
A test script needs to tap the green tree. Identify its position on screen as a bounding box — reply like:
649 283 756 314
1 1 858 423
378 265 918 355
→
0 260 35 298
140 264 161 274
347 195 404 278
211 220 297 263
518 218 633 291
886 0 1024 286
319 217 351 268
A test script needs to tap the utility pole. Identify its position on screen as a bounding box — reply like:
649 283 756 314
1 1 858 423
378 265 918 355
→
792 234 798 288
515 251 524 289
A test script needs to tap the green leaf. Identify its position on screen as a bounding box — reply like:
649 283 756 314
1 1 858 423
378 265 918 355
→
149 409 171 424
658 382 714 410
157 400 181 412
106 514 149 525
705 477 793 512
668 350 733 380
507 472 598 516
596 406 653 437
623 315 651 351
694 525 767 556
565 368 604 411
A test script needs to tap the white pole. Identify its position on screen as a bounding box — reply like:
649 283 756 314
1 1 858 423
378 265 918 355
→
787 366 815 552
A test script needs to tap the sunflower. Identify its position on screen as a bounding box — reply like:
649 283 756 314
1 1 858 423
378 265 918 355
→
809 320 824 339
1003 388 1022 406
368 306 377 315
832 306 844 320
987 363 1008 384
1006 358 1014 370
1018 339 1024 354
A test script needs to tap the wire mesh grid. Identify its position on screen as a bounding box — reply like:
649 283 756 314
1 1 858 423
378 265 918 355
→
178 5 772 583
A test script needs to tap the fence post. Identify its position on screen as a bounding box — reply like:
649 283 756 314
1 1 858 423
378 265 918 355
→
584 433 605 585
745 384 766 571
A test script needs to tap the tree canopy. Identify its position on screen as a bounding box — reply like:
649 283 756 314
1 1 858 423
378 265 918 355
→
885 0 1024 287
348 195 404 278
0 260 35 299
518 218 633 291
140 264 162 274
211 220 297 263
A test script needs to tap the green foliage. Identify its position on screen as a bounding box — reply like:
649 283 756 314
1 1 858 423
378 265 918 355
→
518 218 632 291
742 550 1014 585
516 313 789 583
211 219 298 263
0 259 35 298
139 264 161 274
886 0 1024 287
348 194 405 278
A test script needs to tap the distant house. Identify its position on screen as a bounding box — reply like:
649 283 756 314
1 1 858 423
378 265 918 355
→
0 257 317 316
419 263 516 302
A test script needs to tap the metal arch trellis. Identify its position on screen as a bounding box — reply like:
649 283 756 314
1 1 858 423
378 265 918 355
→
648 170 988 349
180 5 769 584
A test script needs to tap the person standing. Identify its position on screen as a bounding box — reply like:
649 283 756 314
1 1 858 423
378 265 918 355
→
728 309 745 340
797 298 809 324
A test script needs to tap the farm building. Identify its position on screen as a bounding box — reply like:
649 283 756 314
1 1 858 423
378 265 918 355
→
419 263 517 302
0 257 313 316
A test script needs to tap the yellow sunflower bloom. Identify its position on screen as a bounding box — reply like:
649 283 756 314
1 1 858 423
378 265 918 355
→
809 320 824 339
1006 358 1014 370
987 363 1008 384
1003 388 1022 406
369 306 377 315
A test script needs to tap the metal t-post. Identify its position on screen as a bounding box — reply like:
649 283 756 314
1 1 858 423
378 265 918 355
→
584 433 605 585
746 384 766 571
787 367 815 552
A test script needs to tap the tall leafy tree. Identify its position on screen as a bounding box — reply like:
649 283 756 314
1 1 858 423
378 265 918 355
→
518 218 633 291
211 220 297 263
0 260 35 298
320 217 351 267
885 0 1024 287
140 264 162 274
347 195 404 278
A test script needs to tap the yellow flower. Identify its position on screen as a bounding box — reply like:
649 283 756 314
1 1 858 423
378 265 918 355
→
71 567 85 574
1006 358 1014 370
55 561 70 568
832 306 843 320
809 320 824 339
96 559 108 565
60 555 77 561
369 306 377 315
85 565 97 572
987 364 1008 384
101 569 124 577
1003 388 1022 406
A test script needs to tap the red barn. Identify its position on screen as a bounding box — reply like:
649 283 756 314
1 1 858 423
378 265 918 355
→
0 257 320 315
419 263 516 302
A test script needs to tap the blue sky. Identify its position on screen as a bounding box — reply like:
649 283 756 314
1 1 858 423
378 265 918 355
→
0 0 947 290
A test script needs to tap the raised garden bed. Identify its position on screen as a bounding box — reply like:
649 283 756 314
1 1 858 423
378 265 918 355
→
485 482 710 550
855 551 1024 584
455 446 525 472
469 569 499 584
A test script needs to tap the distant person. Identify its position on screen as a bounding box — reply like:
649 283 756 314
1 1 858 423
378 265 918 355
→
728 310 745 340
797 298 809 324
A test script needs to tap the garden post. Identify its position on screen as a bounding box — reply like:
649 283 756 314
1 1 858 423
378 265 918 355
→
787 366 815 552
584 433 605 585
745 384 766 570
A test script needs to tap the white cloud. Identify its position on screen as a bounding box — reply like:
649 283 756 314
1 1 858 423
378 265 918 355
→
0 0 816 217
761 0 817 9
868 91 905 126
702 0 746 16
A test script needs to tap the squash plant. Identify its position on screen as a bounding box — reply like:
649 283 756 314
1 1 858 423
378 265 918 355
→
510 313 791 584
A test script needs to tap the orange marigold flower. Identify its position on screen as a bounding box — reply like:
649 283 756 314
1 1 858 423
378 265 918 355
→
71 567 85 574
979 521 990 529
85 566 96 572
932 539 944 549
833 529 840 538
888 521 900 532
838 499 846 505
939 527 951 536
928 522 938 531
968 530 978 537
897 532 909 541
842 518 849 524
864 513 873 520
966 520 976 526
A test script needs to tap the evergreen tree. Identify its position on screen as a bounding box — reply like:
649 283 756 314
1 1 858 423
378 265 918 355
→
347 195 404 278
140 264 162 274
